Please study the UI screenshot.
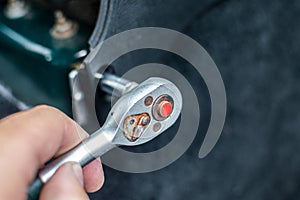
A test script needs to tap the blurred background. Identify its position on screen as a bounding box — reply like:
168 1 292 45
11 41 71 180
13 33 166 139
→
0 0 300 199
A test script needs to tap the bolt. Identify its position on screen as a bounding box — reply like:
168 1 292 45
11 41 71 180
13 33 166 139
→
140 116 150 126
5 0 29 19
50 10 78 39
153 122 161 132
144 96 153 106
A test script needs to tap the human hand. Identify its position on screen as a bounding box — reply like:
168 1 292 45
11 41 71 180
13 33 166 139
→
0 105 104 200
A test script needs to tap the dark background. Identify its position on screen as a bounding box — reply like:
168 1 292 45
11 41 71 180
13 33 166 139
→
1 0 300 199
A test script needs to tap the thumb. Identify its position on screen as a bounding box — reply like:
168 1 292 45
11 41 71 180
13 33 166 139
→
39 162 89 200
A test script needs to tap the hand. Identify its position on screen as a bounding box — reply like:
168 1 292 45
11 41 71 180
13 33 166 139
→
0 105 104 200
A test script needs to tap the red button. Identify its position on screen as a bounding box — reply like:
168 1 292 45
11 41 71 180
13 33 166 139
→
158 101 173 118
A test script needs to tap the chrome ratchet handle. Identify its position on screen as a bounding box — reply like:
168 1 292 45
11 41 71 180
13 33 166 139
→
38 128 114 183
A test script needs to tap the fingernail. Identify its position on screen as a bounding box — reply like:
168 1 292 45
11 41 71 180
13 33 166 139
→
72 163 84 186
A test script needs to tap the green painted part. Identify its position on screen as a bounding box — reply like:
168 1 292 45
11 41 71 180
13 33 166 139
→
27 176 43 200
0 4 92 114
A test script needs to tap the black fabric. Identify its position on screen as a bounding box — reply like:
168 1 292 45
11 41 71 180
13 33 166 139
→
90 1 300 199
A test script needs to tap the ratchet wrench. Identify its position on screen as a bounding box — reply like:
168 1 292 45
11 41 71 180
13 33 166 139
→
27 77 182 200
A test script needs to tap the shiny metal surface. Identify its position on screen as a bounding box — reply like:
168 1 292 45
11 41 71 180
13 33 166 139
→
39 77 182 183
39 128 113 183
99 73 138 98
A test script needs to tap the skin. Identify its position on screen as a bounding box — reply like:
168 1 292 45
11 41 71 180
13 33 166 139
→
0 105 104 200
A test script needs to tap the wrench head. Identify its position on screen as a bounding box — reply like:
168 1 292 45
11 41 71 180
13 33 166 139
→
103 77 182 146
